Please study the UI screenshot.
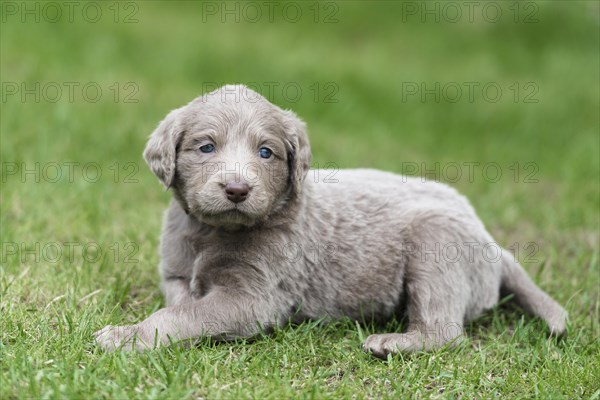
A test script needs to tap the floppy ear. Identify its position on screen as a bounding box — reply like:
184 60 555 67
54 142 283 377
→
143 107 185 188
281 109 312 197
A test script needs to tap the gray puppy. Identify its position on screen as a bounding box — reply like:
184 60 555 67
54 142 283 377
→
95 85 567 357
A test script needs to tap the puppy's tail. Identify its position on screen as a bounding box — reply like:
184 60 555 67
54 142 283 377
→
500 251 568 335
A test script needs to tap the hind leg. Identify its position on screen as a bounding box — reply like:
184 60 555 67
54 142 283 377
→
364 256 467 357
364 239 472 358
363 325 464 358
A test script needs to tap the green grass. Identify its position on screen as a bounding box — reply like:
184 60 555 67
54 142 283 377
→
1 1 599 398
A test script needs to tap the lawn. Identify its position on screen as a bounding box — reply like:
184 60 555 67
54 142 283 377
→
1 1 599 398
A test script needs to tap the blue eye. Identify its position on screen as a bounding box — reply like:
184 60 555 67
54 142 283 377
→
259 147 272 159
199 144 215 153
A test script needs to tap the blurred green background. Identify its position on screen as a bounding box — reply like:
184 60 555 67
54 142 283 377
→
2 1 598 228
1 1 598 398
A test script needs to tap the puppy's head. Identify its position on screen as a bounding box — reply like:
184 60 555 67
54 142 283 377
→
143 85 311 229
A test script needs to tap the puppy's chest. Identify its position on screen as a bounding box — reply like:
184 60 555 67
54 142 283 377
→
188 236 331 296
189 239 274 291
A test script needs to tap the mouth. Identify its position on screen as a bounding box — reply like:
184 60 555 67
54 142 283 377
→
213 208 247 217
201 204 248 216
194 205 256 228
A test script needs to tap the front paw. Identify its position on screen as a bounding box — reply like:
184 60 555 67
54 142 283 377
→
93 324 151 352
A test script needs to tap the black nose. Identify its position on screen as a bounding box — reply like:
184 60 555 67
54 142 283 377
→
225 182 250 203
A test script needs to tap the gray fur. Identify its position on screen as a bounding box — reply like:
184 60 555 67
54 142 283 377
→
94 85 568 357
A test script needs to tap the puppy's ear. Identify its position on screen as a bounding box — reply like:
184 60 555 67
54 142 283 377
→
143 107 185 188
282 109 312 196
